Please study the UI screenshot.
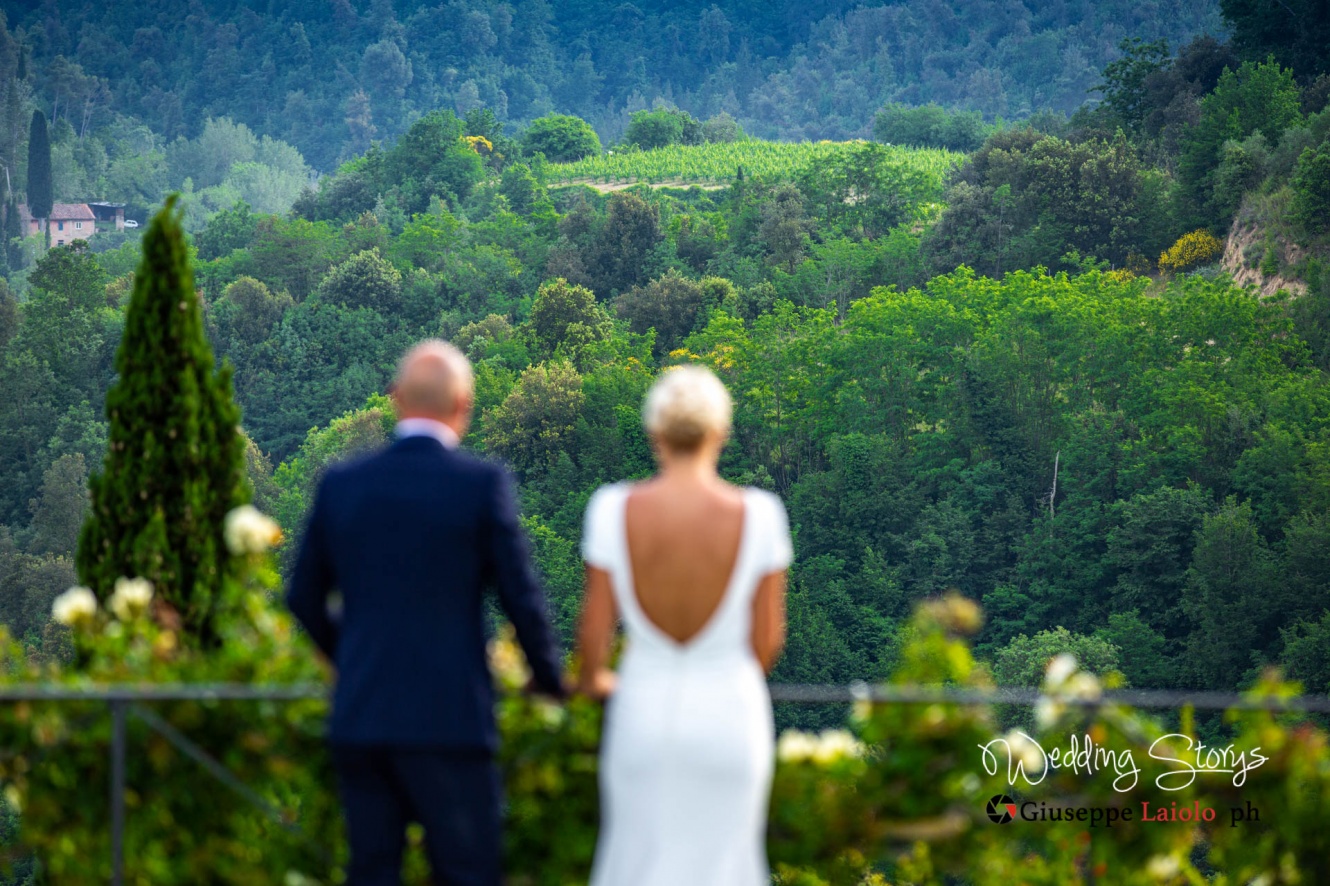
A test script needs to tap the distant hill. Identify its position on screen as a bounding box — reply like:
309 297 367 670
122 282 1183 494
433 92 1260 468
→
0 0 1222 171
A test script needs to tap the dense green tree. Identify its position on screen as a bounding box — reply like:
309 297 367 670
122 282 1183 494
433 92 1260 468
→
799 142 941 239
670 213 725 273
17 244 113 402
1280 511 1330 624
586 192 662 295
1279 611 1330 694
872 103 988 151
1181 499 1280 688
194 201 258 261
614 270 722 358
624 108 700 149
925 130 1168 274
521 114 601 163
384 110 486 213
1092 38 1173 133
526 278 611 362
991 626 1122 687
483 360 586 475
269 397 394 543
217 276 293 345
313 248 402 312
1177 58 1303 228
1221 0 1330 78
27 242 107 308
76 197 250 639
244 217 343 300
0 279 16 350
27 452 88 556
1097 609 1173 688
758 182 812 273
0 528 76 645
1105 484 1213 639
699 113 744 143
1291 138 1330 239
499 162 540 215
4 197 22 271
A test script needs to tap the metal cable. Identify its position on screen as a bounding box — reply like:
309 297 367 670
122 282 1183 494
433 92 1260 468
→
0 681 1322 712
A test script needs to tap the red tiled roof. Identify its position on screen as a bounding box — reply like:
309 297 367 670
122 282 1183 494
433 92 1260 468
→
50 203 96 221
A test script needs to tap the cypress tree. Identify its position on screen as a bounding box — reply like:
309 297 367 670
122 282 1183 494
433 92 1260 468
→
77 196 250 639
26 109 51 240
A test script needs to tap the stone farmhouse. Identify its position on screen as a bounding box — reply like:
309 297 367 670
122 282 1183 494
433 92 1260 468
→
18 202 126 246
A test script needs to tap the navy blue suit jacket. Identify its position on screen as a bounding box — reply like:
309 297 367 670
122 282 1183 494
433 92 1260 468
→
286 435 565 749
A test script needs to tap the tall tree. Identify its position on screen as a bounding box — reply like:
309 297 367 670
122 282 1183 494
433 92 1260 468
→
1222 0 1330 78
4 196 22 272
26 109 51 244
76 196 250 639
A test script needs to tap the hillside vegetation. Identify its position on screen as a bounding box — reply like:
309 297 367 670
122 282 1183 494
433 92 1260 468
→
0 0 1224 168
0 1 1329 878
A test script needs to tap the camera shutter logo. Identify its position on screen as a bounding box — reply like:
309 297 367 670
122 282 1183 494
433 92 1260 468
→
986 794 1018 824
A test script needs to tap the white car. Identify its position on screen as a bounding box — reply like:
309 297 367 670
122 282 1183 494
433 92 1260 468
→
124 219 140 229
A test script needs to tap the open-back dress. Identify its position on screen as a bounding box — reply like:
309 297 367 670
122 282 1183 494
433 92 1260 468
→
581 482 793 886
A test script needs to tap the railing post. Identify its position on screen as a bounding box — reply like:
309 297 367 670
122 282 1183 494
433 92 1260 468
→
110 699 126 886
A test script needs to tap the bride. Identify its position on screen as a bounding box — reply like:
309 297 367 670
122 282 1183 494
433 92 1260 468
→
576 365 792 886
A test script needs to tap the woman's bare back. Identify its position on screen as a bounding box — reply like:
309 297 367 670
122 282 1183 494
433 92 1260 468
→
624 479 747 644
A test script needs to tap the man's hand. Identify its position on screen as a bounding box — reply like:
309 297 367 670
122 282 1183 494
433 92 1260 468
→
524 674 574 701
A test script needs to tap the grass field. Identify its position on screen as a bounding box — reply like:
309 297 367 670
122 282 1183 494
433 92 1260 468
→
548 139 962 187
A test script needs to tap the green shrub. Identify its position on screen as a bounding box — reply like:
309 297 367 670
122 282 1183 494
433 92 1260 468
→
522 114 602 164
1291 139 1330 239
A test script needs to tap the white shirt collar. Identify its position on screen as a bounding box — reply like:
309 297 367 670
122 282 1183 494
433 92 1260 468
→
395 417 460 450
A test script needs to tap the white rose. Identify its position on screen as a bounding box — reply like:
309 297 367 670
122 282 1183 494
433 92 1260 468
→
1063 672 1102 702
1146 854 1181 880
109 576 154 621
224 505 283 555
52 586 98 628
777 730 817 764
812 730 864 765
1044 653 1078 690
1035 697 1066 730
1003 729 1044 774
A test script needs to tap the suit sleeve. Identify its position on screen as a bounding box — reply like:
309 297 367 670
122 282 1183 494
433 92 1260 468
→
484 465 567 697
286 478 339 659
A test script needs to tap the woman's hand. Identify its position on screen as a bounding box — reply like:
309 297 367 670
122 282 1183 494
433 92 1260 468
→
579 667 618 701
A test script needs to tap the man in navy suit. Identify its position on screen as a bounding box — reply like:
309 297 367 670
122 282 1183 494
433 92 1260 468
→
288 340 567 885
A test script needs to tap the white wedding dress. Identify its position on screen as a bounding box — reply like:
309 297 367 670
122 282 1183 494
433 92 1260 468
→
581 482 793 886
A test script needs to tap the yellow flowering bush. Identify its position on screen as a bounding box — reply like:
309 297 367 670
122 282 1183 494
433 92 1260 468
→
463 135 493 155
1158 230 1224 273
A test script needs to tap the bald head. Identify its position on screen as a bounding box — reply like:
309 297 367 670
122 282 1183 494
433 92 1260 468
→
393 340 474 424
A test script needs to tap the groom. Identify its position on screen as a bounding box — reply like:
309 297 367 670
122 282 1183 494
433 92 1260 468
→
287 340 568 885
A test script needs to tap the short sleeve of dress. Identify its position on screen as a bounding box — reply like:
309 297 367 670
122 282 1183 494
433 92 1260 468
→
758 490 793 574
580 484 618 570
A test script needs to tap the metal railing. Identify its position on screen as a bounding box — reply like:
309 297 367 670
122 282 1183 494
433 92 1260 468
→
3 681 1328 884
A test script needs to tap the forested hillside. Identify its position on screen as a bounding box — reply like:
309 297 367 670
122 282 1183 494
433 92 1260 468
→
1 0 1330 735
0 0 1224 172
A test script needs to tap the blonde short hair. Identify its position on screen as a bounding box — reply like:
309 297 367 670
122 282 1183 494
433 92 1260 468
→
643 365 732 451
